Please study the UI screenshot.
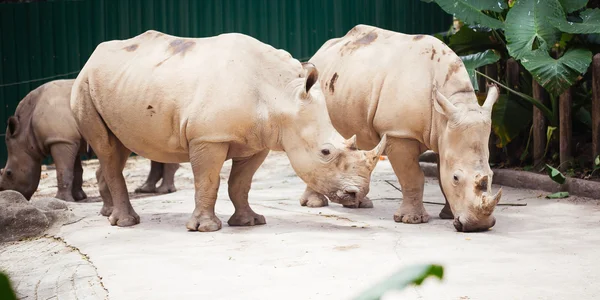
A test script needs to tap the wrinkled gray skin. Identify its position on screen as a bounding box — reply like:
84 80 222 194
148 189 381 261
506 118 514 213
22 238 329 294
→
0 79 179 201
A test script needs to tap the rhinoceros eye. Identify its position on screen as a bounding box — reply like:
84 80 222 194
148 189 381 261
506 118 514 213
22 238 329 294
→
453 174 459 182
321 149 331 156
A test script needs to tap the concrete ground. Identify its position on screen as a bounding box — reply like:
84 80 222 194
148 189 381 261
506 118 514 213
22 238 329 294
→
1 152 599 300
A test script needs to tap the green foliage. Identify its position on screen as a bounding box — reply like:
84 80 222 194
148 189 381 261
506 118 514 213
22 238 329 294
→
546 191 570 198
559 0 588 13
550 9 600 34
446 26 500 55
505 0 565 60
546 164 567 184
426 0 506 29
0 272 17 300
460 49 501 90
490 94 532 147
353 264 444 300
595 155 600 167
521 48 593 96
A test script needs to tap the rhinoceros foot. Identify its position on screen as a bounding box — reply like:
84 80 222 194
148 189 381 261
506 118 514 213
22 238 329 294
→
156 183 176 194
72 188 87 201
227 210 266 227
394 203 430 224
300 191 328 208
54 190 75 202
100 205 113 217
134 183 157 194
108 209 140 227
186 214 222 232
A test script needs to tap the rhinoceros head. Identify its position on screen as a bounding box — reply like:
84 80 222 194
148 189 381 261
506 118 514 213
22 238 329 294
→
434 84 502 232
0 116 42 200
281 63 386 206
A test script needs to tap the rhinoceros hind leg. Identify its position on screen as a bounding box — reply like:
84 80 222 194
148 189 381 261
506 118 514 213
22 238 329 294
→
135 161 163 193
186 141 228 232
387 138 430 224
156 163 179 194
72 156 87 201
50 143 79 202
227 150 269 227
439 199 454 219
300 187 328 207
96 167 113 216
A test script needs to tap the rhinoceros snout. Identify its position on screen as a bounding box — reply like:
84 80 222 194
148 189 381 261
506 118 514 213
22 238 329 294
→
453 216 496 232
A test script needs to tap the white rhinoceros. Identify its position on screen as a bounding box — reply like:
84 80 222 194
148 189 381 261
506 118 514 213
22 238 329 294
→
70 30 386 231
308 25 502 232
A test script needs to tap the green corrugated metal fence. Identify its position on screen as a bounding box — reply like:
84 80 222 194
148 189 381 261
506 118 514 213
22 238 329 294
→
0 0 451 166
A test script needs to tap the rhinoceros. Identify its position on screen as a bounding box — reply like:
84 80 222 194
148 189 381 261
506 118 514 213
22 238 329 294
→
70 30 386 231
307 25 502 232
0 79 179 201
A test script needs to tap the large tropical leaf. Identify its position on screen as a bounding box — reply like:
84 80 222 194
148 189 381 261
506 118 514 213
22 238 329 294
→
559 0 588 13
505 0 565 59
448 26 500 55
521 48 592 96
489 94 533 148
353 264 444 300
460 49 501 90
429 0 506 29
549 9 600 34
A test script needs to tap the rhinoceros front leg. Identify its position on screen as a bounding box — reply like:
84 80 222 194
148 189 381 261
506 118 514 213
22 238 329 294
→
299 187 329 207
156 163 180 194
135 161 163 193
71 155 87 201
435 153 454 220
227 150 269 227
387 138 430 224
186 141 228 232
50 143 79 202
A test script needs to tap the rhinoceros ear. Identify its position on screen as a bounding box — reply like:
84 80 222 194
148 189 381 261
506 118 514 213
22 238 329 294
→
301 62 319 95
6 116 19 137
433 86 459 119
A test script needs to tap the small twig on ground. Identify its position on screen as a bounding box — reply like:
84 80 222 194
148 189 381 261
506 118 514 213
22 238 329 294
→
383 180 527 206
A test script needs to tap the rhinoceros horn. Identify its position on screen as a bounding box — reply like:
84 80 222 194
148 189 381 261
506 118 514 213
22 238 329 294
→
481 188 502 215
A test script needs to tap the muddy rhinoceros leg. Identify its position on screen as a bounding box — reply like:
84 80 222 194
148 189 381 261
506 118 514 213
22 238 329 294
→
156 163 179 194
96 166 113 217
50 143 79 202
299 187 329 207
435 153 454 220
185 141 227 232
227 150 269 227
71 155 87 201
135 161 163 193
387 138 430 224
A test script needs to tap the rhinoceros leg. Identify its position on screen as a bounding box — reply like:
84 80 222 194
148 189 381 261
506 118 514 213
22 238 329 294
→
185 142 228 232
299 187 329 207
135 161 163 193
100 141 138 226
387 138 430 224
435 153 454 219
156 163 179 194
227 150 269 227
50 143 79 202
95 166 113 216
71 156 87 201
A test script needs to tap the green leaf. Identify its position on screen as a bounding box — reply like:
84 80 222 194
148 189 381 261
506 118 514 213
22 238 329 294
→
575 107 592 128
521 48 593 96
490 94 532 148
431 0 505 29
505 0 565 59
0 272 17 300
460 49 501 90
353 264 444 300
448 26 499 55
595 155 600 166
549 9 600 34
546 191 570 198
559 0 588 13
545 164 567 184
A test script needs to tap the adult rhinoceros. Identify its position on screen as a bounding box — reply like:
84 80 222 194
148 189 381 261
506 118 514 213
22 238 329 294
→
70 30 385 231
307 25 502 232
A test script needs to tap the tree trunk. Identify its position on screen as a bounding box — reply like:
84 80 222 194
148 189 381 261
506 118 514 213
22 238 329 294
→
559 88 573 171
533 81 549 167
592 54 600 163
505 59 520 164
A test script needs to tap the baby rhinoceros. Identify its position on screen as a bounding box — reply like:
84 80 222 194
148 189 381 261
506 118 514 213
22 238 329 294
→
309 25 502 232
0 79 179 201
70 30 386 231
